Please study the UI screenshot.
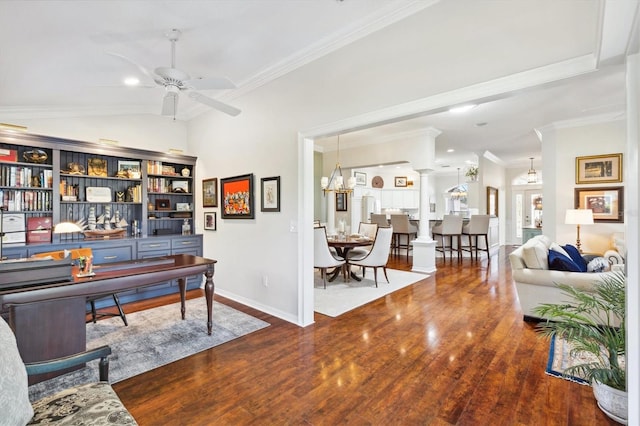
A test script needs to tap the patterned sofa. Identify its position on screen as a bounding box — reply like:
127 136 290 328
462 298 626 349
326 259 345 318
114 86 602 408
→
0 316 137 425
509 234 618 323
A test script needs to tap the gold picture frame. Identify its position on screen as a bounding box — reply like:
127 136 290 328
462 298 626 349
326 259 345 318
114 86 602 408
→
575 153 623 184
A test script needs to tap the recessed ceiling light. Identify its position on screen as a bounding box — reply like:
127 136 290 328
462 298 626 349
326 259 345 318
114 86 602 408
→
124 76 140 86
447 148 455 153
449 104 477 114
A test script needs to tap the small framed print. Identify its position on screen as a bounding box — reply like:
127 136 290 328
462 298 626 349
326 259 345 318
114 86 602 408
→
574 186 624 223
394 176 407 187
202 178 218 208
87 158 107 177
261 176 280 212
204 212 217 231
576 153 623 184
117 160 141 177
354 171 367 186
155 199 171 210
336 192 348 212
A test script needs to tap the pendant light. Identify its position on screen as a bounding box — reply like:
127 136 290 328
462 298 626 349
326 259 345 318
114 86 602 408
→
320 135 356 196
527 157 538 184
451 168 467 200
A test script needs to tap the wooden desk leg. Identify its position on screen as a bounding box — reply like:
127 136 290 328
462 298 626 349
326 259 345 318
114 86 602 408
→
178 277 187 320
204 264 215 335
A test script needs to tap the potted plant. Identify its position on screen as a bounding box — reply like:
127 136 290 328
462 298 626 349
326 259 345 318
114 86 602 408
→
534 272 626 423
465 165 478 182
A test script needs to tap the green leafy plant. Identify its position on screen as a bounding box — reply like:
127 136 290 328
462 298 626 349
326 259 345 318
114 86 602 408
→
465 165 478 179
534 272 626 391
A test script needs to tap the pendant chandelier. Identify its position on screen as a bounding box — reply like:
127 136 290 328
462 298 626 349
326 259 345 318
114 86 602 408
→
527 157 538 184
320 135 356 196
451 168 467 200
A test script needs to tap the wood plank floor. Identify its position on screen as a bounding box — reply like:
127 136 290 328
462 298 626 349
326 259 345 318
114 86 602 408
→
111 247 617 425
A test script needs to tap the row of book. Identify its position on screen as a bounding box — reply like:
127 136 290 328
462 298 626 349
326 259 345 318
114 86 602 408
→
1 190 53 212
0 166 53 188
148 178 177 194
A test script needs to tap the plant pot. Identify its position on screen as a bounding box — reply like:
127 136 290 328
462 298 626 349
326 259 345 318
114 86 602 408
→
593 380 627 424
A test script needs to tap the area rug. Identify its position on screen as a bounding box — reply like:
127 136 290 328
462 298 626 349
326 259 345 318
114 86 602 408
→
546 334 594 385
314 268 428 317
28 298 269 401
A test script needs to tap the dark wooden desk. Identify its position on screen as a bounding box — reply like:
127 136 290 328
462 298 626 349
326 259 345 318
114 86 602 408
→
0 254 216 384
327 236 372 282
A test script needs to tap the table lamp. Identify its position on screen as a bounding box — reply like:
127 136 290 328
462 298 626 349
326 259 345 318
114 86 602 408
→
565 209 594 253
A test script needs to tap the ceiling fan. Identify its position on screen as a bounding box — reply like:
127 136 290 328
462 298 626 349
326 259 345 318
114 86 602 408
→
112 29 241 118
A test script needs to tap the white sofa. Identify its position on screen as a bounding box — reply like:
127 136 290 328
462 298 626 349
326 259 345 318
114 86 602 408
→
509 234 615 322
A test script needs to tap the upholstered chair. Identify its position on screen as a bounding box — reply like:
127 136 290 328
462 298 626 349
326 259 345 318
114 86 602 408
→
0 316 136 425
461 214 491 261
370 214 389 228
314 226 346 288
349 226 394 287
347 222 378 259
432 215 464 261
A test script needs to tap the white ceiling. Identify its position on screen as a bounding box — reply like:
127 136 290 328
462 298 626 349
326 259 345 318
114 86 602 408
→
0 0 636 172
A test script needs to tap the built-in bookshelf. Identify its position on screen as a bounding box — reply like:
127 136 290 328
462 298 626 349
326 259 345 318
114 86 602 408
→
0 130 197 246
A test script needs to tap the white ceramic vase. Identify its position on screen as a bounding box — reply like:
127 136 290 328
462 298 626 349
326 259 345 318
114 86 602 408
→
593 380 627 424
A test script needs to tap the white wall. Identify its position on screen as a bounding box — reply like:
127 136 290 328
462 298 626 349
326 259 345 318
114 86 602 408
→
542 119 626 254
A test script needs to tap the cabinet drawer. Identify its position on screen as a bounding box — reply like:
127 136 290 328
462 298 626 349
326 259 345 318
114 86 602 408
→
137 240 171 252
92 246 133 264
171 237 200 250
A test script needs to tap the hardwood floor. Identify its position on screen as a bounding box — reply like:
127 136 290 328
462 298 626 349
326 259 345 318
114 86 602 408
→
111 248 617 425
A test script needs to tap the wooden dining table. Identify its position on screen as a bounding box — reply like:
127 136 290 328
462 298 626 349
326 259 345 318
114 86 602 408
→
327 235 373 282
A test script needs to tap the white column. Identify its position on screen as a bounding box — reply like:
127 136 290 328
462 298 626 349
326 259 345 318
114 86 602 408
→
412 169 436 274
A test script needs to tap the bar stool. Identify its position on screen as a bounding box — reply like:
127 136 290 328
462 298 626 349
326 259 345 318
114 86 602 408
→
462 214 491 261
389 214 418 260
370 214 389 228
432 215 463 261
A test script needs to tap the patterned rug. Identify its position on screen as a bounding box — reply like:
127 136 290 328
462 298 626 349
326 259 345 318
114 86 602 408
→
28 298 269 401
545 334 593 385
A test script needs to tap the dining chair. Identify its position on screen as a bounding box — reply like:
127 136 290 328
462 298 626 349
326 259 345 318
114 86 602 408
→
349 226 393 287
347 222 378 259
389 214 418 260
314 226 346 288
461 214 491 261
431 215 464 262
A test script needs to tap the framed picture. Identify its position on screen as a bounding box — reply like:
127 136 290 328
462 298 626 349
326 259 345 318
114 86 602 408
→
118 160 140 174
354 171 367 186
87 157 107 177
202 178 218 207
394 176 407 187
574 186 624 223
575 153 623 184
487 186 498 217
155 199 171 210
335 192 347 211
204 212 217 231
261 176 280 212
221 173 254 219
172 180 189 193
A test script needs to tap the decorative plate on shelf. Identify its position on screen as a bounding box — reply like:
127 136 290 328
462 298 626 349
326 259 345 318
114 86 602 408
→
372 176 384 188
23 149 48 164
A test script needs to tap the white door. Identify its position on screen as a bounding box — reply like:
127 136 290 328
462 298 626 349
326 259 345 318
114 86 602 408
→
513 188 543 244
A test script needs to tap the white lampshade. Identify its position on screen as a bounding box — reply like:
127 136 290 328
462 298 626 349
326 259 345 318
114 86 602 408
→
565 209 594 225
347 176 357 189
334 175 343 188
320 176 329 189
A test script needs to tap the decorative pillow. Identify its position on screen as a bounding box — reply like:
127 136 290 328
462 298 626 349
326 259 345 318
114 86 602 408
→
549 243 570 259
0 316 34 425
522 239 549 269
587 256 610 273
562 244 588 272
548 249 582 272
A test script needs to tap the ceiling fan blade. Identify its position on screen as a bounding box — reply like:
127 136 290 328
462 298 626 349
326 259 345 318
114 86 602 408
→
184 77 236 91
106 51 157 84
161 92 179 116
189 92 241 116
